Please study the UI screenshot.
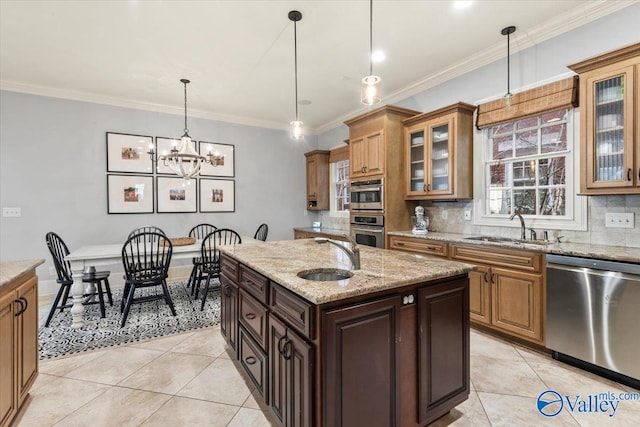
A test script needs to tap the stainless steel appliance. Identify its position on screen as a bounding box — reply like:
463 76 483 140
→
350 213 384 249
350 179 383 211
547 254 640 388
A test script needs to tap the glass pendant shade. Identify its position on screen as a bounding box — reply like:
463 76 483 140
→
361 75 382 105
290 120 304 140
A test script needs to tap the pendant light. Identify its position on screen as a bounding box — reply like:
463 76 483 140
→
148 79 209 179
289 10 304 140
361 0 381 105
501 25 516 107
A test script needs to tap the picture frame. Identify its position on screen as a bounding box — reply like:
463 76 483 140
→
199 142 235 177
199 178 235 212
154 136 181 175
156 177 197 213
107 174 154 214
106 132 153 174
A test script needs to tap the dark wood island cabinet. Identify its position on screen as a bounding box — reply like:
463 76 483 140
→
219 239 473 427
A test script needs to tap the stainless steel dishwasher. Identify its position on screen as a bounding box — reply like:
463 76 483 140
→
547 254 640 389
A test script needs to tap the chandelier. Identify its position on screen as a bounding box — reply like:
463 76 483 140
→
148 79 212 179
361 0 381 105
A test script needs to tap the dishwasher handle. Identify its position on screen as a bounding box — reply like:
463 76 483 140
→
547 254 640 276
547 263 640 283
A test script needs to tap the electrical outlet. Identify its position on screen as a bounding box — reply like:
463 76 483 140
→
464 210 472 221
441 210 448 220
2 207 21 217
605 212 634 229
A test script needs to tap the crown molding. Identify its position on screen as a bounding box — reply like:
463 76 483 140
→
315 0 636 134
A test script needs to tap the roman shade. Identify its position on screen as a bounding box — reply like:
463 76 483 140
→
476 76 579 129
329 145 349 163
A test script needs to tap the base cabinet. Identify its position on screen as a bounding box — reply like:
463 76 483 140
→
0 271 38 427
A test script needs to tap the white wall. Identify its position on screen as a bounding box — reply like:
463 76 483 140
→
0 91 318 291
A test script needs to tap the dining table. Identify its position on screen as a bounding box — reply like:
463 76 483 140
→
65 238 256 329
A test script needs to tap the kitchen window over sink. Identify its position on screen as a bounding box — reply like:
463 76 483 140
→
474 107 587 231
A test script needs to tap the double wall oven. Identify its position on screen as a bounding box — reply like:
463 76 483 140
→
350 179 385 248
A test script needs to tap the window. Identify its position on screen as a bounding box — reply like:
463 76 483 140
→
331 159 349 213
474 108 587 230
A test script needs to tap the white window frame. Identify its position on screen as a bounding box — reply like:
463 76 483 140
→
329 159 350 217
473 108 587 231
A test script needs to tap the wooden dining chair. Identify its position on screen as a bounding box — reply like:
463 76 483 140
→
187 223 217 296
199 229 242 310
253 223 269 241
120 231 175 327
44 232 113 327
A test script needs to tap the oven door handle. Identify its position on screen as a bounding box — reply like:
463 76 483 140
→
351 227 384 234
351 187 381 192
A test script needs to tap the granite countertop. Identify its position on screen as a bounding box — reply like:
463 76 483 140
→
0 259 45 290
220 239 475 305
293 227 349 238
388 231 640 264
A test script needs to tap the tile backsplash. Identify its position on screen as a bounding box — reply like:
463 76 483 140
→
416 195 640 248
318 213 349 231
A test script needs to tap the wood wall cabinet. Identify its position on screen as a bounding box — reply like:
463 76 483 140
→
450 244 544 344
569 42 640 195
349 130 384 178
304 150 330 210
1 268 39 427
403 102 475 200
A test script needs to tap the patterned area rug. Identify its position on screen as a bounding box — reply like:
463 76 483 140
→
38 281 221 359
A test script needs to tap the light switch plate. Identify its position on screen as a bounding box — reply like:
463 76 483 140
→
605 212 634 229
464 210 472 221
2 207 21 217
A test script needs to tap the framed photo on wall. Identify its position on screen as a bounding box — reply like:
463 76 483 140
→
155 136 181 174
156 177 197 213
199 142 235 177
199 178 235 212
107 174 154 214
106 132 153 173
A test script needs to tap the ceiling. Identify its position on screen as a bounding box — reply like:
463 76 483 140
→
0 1 634 133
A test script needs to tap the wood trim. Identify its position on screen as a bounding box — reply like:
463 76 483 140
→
450 244 542 273
388 236 448 257
402 102 475 126
344 105 420 126
329 145 349 163
568 42 640 74
303 150 330 158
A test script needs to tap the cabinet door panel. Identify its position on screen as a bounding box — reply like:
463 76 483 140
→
418 279 470 425
323 295 401 427
349 137 365 178
427 117 454 195
16 277 38 403
468 266 491 325
0 292 17 427
491 268 543 343
365 131 384 176
219 278 238 356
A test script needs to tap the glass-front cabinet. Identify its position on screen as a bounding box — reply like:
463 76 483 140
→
569 43 640 195
404 103 475 200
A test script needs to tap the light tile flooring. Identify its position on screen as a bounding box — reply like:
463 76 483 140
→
18 304 639 426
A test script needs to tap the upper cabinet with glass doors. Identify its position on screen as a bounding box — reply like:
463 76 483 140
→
403 102 475 200
569 42 640 195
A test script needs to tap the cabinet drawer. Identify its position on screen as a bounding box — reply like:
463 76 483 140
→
450 244 542 273
270 283 315 340
239 264 269 304
389 236 448 257
238 325 268 402
221 255 239 283
239 289 268 350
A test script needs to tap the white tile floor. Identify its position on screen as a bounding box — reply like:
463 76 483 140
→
19 301 639 426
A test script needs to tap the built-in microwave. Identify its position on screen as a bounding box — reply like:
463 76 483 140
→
351 213 385 249
350 179 383 211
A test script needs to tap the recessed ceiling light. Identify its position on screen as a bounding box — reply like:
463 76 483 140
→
372 50 386 63
453 1 473 10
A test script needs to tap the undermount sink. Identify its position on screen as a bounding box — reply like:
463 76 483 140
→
464 236 551 246
297 268 353 281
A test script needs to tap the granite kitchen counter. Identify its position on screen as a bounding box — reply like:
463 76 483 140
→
387 231 640 263
219 238 475 304
0 259 44 290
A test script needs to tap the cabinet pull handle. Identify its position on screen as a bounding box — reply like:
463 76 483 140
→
638 168 640 181
242 279 255 288
427 184 431 192
20 297 28 313
423 184 426 192
483 271 489 284
282 339 292 361
245 356 257 365
628 168 632 181
245 313 256 320
396 241 405 246
491 273 497 284
14 298 25 316
361 166 365 173
223 286 232 297
277 335 287 355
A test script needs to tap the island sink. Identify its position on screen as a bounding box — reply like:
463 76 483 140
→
297 268 353 281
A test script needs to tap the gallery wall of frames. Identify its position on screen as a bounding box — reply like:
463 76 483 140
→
105 132 235 214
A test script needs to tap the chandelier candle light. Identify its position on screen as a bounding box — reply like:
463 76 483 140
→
289 10 304 140
361 0 381 105
501 25 516 107
148 79 214 180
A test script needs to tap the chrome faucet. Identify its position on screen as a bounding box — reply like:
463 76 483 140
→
509 210 527 240
315 236 361 270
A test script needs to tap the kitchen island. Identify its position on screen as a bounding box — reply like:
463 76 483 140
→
219 239 475 427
